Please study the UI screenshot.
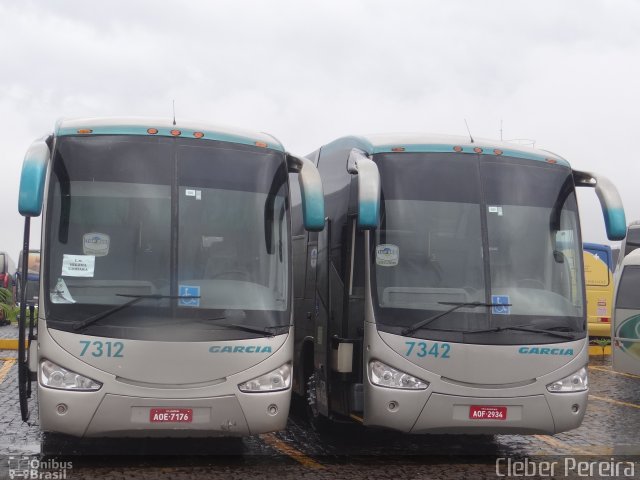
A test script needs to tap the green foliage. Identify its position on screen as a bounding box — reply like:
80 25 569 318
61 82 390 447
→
0 287 16 323
591 337 611 360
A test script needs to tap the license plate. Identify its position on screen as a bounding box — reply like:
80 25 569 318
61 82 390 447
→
469 405 507 420
149 408 193 423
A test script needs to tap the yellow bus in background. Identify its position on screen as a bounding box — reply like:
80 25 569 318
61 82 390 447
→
584 243 614 337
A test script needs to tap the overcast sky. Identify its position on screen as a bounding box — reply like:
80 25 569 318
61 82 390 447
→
1 0 639 263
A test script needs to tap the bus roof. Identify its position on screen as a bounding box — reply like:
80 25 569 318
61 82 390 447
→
321 133 570 167
54 117 285 152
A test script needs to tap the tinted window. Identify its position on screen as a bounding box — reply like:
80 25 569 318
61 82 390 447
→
616 266 640 310
625 226 640 257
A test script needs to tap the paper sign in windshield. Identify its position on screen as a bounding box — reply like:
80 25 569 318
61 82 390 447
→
62 254 95 277
376 244 399 267
51 278 76 304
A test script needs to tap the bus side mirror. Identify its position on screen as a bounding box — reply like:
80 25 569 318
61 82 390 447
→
287 153 325 232
19 140 50 217
348 149 380 230
573 170 626 241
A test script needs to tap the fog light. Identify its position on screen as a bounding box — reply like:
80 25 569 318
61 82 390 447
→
267 404 278 416
388 401 399 412
571 404 580 413
56 403 68 415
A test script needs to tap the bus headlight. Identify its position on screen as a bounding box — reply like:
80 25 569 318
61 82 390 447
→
546 366 588 393
238 363 291 393
40 360 102 391
368 360 429 390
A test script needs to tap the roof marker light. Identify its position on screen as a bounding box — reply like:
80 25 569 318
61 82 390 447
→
193 131 204 138
546 158 558 164
391 147 405 152
493 149 503 156
255 141 268 148
170 129 181 136
453 146 463 152
77 129 93 134
147 128 158 135
473 147 483 154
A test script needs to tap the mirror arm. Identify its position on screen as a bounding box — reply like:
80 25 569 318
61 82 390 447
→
573 170 626 241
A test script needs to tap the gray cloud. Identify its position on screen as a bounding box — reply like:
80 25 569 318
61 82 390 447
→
1 0 639 258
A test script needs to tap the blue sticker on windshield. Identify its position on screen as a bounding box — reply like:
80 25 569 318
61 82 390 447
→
491 295 510 315
179 285 200 307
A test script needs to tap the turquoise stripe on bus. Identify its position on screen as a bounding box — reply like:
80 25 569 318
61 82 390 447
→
55 125 285 152
19 141 49 217
604 208 627 241
372 144 569 166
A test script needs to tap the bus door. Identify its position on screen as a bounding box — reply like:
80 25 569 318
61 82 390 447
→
612 250 640 375
311 218 331 417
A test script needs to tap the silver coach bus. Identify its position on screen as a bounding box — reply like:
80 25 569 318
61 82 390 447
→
16 117 324 440
291 134 626 434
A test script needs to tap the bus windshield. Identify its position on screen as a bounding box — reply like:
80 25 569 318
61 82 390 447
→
45 135 290 341
371 152 585 345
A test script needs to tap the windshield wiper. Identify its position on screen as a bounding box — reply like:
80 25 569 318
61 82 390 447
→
72 294 200 332
401 301 511 337
464 324 577 340
208 322 291 337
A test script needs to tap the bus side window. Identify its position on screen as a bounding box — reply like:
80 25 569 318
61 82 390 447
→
617 266 640 310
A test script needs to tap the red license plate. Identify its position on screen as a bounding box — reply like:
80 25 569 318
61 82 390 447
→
149 408 193 423
469 405 507 420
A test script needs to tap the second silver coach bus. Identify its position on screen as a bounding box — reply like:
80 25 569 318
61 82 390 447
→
17 117 324 439
291 134 626 434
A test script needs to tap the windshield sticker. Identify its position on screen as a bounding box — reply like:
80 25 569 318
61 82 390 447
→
202 236 224 248
185 189 201 200
310 247 318 268
491 295 511 315
50 278 76 304
178 285 200 307
488 206 503 216
83 232 110 257
62 254 95 277
376 244 399 267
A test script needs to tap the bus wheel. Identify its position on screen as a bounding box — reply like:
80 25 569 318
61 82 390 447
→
305 372 329 433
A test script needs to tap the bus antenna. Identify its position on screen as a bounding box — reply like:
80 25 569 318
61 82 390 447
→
464 119 474 143
172 100 176 126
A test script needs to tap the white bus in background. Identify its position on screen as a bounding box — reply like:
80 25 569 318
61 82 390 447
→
291 133 626 434
612 249 640 376
16 117 324 445
617 220 640 270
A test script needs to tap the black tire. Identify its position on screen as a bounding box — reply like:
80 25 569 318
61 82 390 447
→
41 432 79 456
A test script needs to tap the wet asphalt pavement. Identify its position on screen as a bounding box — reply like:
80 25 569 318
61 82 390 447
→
1 323 639 479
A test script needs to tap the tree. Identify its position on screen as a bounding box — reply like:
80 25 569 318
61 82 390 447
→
0 287 14 325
